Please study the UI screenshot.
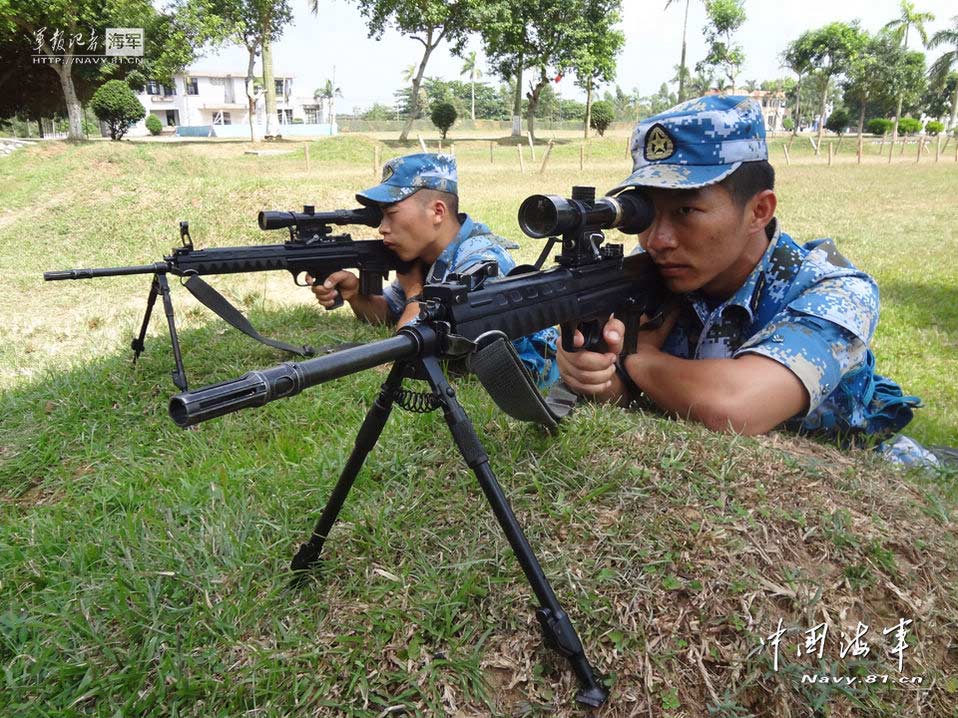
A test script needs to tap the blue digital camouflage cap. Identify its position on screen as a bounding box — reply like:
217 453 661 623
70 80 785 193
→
608 95 767 193
356 152 458 206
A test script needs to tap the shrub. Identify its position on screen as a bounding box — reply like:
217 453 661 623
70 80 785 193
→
866 118 893 135
782 117 795 132
430 102 457 140
589 100 615 136
292 117 304 124
90 80 146 140
125 70 146 92
145 114 163 135
925 120 944 136
897 117 922 134
825 107 850 135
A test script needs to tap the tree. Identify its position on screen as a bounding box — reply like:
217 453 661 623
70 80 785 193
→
317 74 342 124
571 0 624 138
352 0 480 141
783 31 815 137
927 15 958 130
460 50 482 121
145 114 163 135
825 107 850 146
883 1 935 150
665 0 696 102
0 0 204 140
589 100 614 135
696 0 746 92
430 102 456 139
90 79 146 140
482 0 623 141
802 22 866 154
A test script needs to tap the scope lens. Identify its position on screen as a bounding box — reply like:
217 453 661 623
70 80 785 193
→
518 195 559 238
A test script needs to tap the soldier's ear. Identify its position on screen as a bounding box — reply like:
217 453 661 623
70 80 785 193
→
748 190 776 233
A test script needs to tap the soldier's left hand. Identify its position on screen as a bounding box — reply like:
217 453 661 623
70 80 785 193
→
396 260 425 297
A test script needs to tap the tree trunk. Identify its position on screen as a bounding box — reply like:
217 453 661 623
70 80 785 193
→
948 80 958 132
511 52 524 137
55 61 85 141
470 75 475 121
792 74 802 137
330 65 338 129
584 76 593 139
678 0 690 102
526 75 547 143
858 98 865 164
245 44 258 142
262 32 277 136
400 28 441 142
815 77 828 155
889 94 904 159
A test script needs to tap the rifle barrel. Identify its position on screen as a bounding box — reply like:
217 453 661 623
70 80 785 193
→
44 263 169 281
169 331 422 427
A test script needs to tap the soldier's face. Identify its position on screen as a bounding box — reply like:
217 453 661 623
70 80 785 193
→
638 184 765 298
377 194 438 262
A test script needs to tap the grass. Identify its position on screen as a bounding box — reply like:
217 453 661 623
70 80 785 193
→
1 135 957 716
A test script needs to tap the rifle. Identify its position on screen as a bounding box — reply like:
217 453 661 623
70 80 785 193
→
167 186 661 708
44 205 410 390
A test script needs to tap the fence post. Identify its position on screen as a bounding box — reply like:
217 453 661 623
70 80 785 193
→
782 145 791 166
489 140 494 163
373 145 380 176
828 142 833 166
915 137 922 163
450 143 455 156
625 134 631 159
517 144 525 174
580 144 585 170
417 134 427 152
899 136 906 156
539 139 555 174
304 143 310 172
527 132 536 162
935 135 941 162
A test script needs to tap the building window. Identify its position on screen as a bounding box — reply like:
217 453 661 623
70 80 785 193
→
275 79 289 97
165 110 177 126
224 79 235 104
146 80 161 95
276 109 293 125
186 78 199 95
213 111 232 125
304 105 321 124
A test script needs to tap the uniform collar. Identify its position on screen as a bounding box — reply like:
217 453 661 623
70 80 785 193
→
688 218 782 325
430 213 474 278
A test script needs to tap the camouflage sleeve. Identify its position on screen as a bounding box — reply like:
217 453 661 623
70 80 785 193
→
381 279 406 323
735 275 878 413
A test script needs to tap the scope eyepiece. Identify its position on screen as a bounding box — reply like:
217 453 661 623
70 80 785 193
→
517 187 653 239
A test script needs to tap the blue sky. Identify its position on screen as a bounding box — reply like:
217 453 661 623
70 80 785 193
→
189 0 958 113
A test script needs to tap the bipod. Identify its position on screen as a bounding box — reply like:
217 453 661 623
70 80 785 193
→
131 272 188 391
289 349 609 707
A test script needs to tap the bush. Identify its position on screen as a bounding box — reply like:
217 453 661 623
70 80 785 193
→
925 120 944 135
90 79 146 140
825 107 850 135
589 100 614 136
292 118 304 124
866 118 893 135
897 117 922 134
430 102 457 140
782 117 795 131
145 115 163 135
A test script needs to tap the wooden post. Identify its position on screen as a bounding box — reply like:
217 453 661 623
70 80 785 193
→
539 139 555 174
954 139 957 162
527 131 536 161
489 140 494 163
782 145 791 166
373 145 380 175
915 137 922 162
517 144 525 173
899 136 906 156
580 144 585 170
417 134 427 152
827 142 833 166
438 140 442 152
878 135 885 154
625 134 631 159
304 143 310 171
936 135 942 162
449 143 455 156
809 136 817 153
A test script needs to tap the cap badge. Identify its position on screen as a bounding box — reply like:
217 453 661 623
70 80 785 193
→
644 124 675 161
382 164 395 181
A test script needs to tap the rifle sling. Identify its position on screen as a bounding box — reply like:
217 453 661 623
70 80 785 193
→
182 275 315 357
466 332 577 431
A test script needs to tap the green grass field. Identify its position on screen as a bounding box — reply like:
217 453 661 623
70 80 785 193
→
1 136 956 716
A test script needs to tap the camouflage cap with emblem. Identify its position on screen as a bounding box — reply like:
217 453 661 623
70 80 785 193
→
356 152 458 206
608 95 768 194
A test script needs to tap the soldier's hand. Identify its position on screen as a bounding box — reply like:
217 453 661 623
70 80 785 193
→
556 316 626 400
396 260 425 298
306 271 360 308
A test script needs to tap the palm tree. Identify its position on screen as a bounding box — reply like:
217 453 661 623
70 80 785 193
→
883 1 936 151
319 71 343 126
460 50 482 121
312 87 326 125
665 0 694 102
928 15 958 131
783 32 814 139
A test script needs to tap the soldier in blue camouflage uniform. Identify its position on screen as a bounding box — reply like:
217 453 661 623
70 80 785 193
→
557 96 937 465
309 152 559 387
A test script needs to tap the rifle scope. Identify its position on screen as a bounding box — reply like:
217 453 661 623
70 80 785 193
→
258 204 383 231
517 187 653 239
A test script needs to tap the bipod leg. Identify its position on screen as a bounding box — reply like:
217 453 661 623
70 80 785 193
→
154 273 188 391
417 356 608 708
131 276 160 364
289 360 408 582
